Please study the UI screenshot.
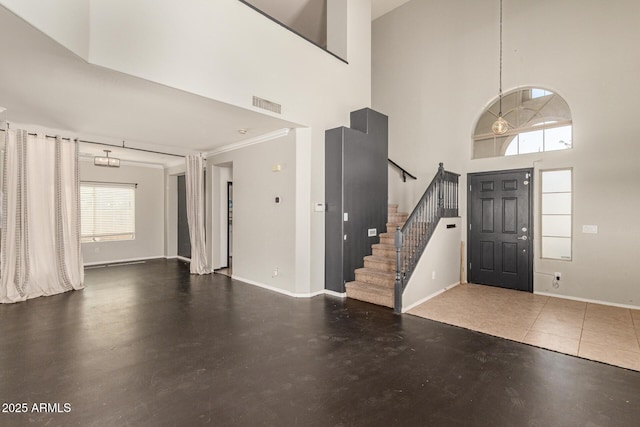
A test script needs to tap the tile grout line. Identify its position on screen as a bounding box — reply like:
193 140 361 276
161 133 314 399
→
630 310 640 351
577 304 589 356
522 295 550 340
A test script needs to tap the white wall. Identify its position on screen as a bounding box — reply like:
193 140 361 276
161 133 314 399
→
0 0 90 59
207 132 297 294
81 161 165 264
373 0 640 307
402 218 462 311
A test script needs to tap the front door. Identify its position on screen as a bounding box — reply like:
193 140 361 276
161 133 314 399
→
468 169 533 292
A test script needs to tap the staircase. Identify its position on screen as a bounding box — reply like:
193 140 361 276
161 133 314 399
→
345 204 408 308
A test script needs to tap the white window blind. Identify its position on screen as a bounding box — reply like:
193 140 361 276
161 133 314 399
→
81 182 135 243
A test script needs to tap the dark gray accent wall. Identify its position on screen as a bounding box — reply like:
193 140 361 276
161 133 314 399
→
325 108 388 293
177 175 191 259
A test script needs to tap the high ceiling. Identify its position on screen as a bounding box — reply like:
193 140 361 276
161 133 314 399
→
0 6 298 167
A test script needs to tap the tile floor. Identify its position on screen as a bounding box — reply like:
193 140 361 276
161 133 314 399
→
409 283 640 371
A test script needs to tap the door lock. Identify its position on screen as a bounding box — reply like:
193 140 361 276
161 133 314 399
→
517 235 528 241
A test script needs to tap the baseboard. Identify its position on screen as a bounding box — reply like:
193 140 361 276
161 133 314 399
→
84 255 165 267
165 256 191 263
402 282 461 313
231 275 325 298
324 290 347 298
534 291 640 310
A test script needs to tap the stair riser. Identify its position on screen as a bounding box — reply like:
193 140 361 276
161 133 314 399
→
380 236 394 245
388 204 398 214
364 259 395 273
372 247 396 259
346 288 393 308
388 214 408 223
355 272 395 287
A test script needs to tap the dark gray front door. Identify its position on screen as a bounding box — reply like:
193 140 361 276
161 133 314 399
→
467 169 533 292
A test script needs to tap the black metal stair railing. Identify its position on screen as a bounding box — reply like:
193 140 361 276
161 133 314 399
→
394 163 459 314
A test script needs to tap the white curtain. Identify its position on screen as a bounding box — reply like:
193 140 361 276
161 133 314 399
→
185 155 210 275
1 130 84 303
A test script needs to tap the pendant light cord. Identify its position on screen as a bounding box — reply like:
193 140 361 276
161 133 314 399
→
498 0 503 117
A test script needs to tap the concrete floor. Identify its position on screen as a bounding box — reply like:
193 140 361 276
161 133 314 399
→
1 259 639 426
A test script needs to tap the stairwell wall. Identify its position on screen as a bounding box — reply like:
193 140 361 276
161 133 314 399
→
402 218 461 312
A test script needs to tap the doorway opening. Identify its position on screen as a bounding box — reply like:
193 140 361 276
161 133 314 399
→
212 163 233 277
220 181 233 277
177 174 191 260
467 168 533 292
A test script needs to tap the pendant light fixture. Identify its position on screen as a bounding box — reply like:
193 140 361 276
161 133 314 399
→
94 149 120 168
492 0 509 135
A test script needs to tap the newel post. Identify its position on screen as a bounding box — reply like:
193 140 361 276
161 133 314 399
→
437 162 445 217
394 226 403 314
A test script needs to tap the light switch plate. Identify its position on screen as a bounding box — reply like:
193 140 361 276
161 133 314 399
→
582 225 598 234
368 228 377 237
343 212 348 222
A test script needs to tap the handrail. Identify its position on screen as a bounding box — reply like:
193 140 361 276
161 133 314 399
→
394 163 459 314
388 159 417 182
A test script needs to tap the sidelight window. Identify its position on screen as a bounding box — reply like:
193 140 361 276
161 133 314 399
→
540 169 572 260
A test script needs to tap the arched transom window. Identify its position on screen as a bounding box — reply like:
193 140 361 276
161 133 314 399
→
473 87 572 159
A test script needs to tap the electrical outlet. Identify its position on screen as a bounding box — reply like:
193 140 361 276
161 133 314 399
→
432 271 436 280
272 267 278 278
554 272 561 281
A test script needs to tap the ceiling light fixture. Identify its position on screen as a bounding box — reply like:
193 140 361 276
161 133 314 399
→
94 149 120 168
492 0 509 135
238 129 248 135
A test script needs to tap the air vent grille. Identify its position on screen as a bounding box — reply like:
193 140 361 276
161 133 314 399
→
252 96 282 114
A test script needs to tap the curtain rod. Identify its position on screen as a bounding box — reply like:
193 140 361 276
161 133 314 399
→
0 127 185 158
81 180 138 188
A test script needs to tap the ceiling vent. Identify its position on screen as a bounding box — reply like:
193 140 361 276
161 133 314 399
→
252 96 282 114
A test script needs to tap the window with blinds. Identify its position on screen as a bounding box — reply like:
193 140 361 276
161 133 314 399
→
80 182 136 243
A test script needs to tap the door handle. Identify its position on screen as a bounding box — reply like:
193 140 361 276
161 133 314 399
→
517 235 528 241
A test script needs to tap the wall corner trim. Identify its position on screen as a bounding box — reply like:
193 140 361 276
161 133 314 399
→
324 289 347 298
232 275 324 298
533 291 640 310
205 128 292 157
402 282 461 313
83 255 166 267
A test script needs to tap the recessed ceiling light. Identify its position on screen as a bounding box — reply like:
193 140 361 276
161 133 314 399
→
238 129 248 135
